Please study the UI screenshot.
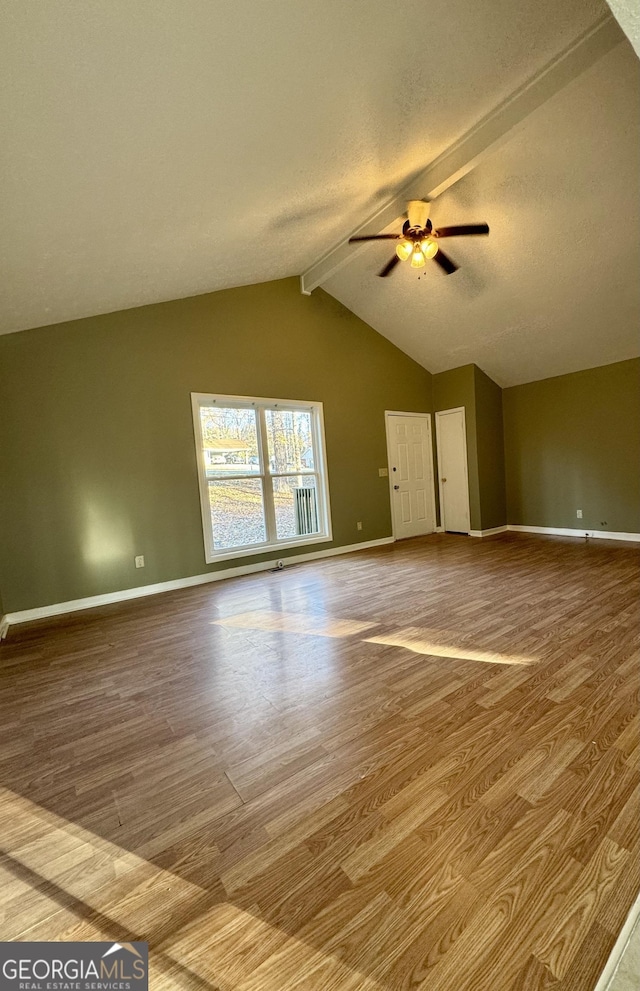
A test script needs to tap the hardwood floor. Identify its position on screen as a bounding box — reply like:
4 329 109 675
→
1 532 638 990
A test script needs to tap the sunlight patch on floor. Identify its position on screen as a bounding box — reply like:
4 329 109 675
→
0 787 206 940
211 610 378 638
161 900 386 991
0 788 382 991
363 628 535 665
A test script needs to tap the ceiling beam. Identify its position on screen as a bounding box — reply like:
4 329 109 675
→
300 14 624 295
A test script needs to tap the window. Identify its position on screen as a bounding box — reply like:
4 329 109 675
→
192 393 332 562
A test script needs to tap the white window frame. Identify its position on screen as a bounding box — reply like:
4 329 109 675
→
191 392 333 563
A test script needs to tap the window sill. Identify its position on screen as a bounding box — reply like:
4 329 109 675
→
205 531 333 565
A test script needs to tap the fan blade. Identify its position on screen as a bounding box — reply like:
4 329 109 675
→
378 255 401 278
349 234 400 242
435 224 489 238
407 200 430 229
432 248 458 274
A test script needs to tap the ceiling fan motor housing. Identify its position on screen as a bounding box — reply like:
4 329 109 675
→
348 201 489 277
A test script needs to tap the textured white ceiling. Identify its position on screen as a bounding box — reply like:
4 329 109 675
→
0 0 610 343
325 41 640 386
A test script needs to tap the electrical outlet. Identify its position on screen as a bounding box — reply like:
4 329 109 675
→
576 509 582 519
356 521 363 531
378 467 388 477
135 555 145 568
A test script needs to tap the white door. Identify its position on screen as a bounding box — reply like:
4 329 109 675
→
385 413 436 539
435 408 470 533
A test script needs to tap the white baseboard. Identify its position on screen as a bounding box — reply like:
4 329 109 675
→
468 524 640 541
0 537 395 636
469 526 509 537
3 524 639 638
508 524 640 543
593 890 640 991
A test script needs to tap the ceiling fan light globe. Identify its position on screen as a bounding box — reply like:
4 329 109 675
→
395 240 413 262
420 238 439 259
410 248 426 268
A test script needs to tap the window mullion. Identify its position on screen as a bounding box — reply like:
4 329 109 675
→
258 408 277 543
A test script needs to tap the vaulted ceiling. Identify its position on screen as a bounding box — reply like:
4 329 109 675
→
1 1 638 385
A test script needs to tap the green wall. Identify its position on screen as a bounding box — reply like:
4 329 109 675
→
474 365 507 530
432 363 506 532
0 278 432 612
2 273 635 618
503 358 640 533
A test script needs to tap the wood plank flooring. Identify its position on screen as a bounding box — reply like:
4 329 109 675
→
0 532 638 990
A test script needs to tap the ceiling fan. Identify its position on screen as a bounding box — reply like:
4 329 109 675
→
349 200 489 277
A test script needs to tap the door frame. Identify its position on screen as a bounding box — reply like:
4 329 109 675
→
384 410 437 541
434 406 471 534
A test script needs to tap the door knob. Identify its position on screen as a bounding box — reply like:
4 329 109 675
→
394 485 400 490
442 477 447 482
